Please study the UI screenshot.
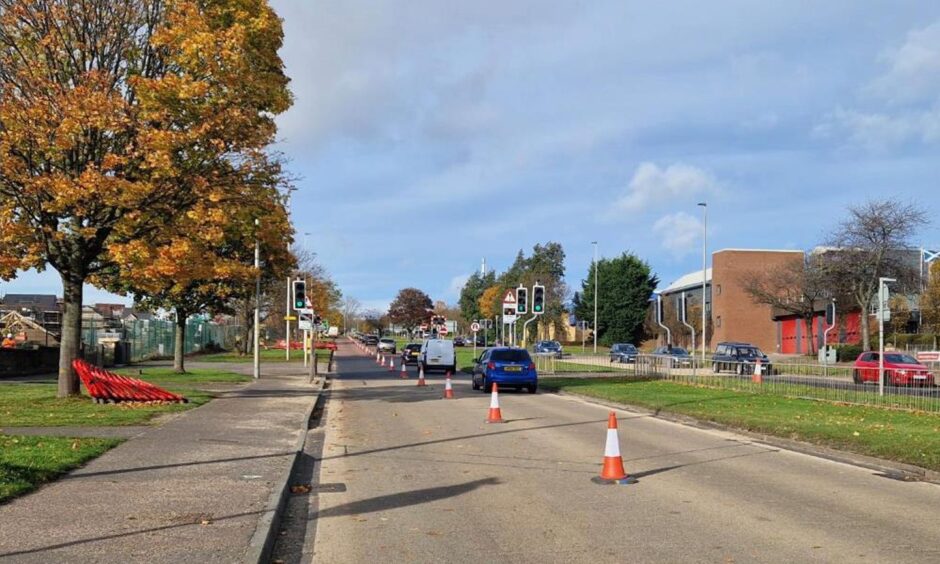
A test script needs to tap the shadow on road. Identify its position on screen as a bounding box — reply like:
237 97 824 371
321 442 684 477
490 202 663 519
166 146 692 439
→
310 477 500 520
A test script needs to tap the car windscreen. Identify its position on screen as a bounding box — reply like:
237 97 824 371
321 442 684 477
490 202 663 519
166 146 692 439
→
885 353 919 364
671 348 688 355
491 350 531 362
380 339 395 344
736 347 762 356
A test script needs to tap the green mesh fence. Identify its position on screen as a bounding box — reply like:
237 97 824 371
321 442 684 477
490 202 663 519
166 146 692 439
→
82 318 242 364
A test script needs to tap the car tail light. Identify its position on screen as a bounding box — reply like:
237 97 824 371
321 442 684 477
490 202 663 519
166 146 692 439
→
528 362 536 370
487 362 495 370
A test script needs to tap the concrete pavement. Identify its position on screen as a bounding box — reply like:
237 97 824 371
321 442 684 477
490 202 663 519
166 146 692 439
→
0 361 322 563
307 347 940 563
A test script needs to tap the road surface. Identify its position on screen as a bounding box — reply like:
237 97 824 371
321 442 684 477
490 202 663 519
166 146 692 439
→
298 345 940 563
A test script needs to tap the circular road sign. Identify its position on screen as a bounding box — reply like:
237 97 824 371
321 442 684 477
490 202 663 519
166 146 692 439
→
470 322 481 332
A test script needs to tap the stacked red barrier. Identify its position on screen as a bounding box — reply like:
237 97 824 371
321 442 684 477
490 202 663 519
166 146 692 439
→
73 359 188 404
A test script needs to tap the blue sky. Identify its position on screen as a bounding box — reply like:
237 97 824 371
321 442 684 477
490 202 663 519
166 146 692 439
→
7 1 940 311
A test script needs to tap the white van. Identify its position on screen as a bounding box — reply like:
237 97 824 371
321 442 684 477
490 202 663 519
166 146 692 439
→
420 339 456 373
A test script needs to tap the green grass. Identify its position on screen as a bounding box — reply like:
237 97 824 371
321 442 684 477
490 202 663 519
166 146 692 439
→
195 348 333 363
540 377 940 471
0 435 122 503
0 368 249 427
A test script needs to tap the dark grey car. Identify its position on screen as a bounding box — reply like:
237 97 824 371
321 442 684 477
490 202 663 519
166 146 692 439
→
609 343 638 363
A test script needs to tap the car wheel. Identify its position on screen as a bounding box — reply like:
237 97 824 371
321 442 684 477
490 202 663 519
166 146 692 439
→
483 378 492 394
852 370 861 384
471 377 480 391
712 362 719 373
527 383 538 394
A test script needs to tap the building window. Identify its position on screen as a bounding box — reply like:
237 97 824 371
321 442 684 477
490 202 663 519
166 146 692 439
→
716 284 722 296
716 316 722 328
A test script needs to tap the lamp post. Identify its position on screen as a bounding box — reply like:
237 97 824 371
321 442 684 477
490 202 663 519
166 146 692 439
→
253 218 261 379
697 202 707 366
592 241 598 354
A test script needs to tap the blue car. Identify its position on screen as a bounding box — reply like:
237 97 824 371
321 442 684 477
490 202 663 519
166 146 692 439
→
472 347 538 394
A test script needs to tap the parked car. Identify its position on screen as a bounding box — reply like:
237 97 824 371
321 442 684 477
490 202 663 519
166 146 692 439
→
472 347 538 393
853 352 934 386
401 343 422 365
377 338 397 354
533 340 563 357
712 342 772 376
652 346 693 367
420 339 456 373
609 343 638 363
453 336 466 347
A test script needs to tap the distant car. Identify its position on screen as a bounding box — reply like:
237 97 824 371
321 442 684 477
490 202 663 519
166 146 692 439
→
609 343 638 363
472 347 537 393
853 352 934 386
652 346 693 368
712 342 772 376
453 336 466 347
533 340 563 358
401 343 422 365
363 335 379 346
377 338 397 354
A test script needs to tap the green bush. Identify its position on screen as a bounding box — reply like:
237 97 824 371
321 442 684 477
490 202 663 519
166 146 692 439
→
836 344 863 362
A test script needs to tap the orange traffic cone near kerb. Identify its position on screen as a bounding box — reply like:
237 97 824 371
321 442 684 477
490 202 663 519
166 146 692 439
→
485 383 504 423
592 411 637 485
417 365 428 387
752 359 763 384
388 356 396 372
400 360 409 379
375 351 381 364
443 372 454 399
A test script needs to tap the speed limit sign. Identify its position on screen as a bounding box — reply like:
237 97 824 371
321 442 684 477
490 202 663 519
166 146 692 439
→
470 322 481 332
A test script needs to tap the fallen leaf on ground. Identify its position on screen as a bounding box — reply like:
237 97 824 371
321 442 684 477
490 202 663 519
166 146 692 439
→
290 484 312 494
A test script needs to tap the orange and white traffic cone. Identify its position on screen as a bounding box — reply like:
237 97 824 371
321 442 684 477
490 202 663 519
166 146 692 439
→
376 351 381 364
417 365 427 387
752 359 763 384
400 361 409 379
388 356 396 372
485 382 504 423
592 411 636 485
443 372 454 399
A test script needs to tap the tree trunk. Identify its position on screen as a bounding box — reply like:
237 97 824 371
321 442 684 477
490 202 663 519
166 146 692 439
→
57 274 84 398
860 304 871 351
174 308 187 373
804 316 816 355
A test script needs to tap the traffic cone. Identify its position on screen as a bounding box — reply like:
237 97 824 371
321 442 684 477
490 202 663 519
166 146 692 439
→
752 359 763 384
443 372 454 399
592 411 636 485
376 351 381 364
400 361 409 379
388 356 396 372
417 365 427 387
485 382 504 423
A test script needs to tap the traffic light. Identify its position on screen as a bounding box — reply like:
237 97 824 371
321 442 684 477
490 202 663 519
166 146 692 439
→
516 286 528 314
825 301 836 326
292 279 306 310
532 284 545 314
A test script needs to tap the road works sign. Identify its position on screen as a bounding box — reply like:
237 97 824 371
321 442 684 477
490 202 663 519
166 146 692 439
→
502 289 517 307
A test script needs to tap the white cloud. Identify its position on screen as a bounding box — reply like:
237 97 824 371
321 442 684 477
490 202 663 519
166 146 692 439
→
614 163 719 213
814 105 940 150
867 20 940 105
653 212 703 258
445 274 471 301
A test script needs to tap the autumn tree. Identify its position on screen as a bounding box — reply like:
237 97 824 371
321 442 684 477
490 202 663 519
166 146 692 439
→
741 254 828 355
388 288 433 333
459 271 496 327
0 0 291 395
478 285 504 320
821 200 928 351
921 262 940 335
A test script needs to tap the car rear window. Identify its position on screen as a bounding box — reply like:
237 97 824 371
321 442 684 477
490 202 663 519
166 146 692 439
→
491 350 532 362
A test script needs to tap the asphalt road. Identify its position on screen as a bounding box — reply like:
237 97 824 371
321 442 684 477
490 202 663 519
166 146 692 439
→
306 346 940 564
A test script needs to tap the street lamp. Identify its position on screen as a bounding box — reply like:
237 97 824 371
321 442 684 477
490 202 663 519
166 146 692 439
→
254 218 261 379
592 241 598 354
697 202 707 366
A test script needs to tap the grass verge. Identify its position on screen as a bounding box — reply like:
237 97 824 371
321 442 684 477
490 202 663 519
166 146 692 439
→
196 348 333 363
1 435 121 503
540 377 940 472
0 368 249 427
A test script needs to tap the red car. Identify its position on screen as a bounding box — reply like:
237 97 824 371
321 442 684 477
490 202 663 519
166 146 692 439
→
852 352 935 386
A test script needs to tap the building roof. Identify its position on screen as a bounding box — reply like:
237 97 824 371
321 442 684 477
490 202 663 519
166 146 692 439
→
715 248 803 254
660 268 712 294
1 294 59 311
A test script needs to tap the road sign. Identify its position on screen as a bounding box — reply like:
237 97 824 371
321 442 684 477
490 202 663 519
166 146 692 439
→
439 326 449 335
319 321 329 331
502 289 517 307
470 322 481 332
299 312 313 331
503 314 517 324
